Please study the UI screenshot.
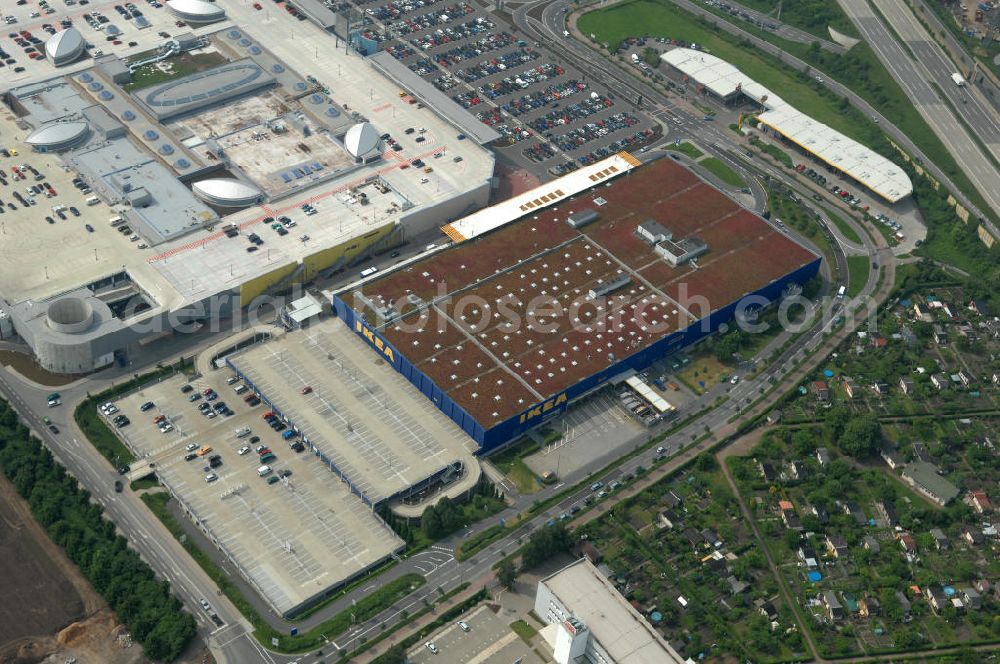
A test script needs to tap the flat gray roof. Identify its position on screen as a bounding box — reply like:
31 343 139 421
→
541 559 685 663
132 59 276 121
369 51 500 145
68 139 216 244
11 78 92 124
228 318 480 505
288 0 340 29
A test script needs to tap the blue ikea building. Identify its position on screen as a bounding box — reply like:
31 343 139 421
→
331 156 821 454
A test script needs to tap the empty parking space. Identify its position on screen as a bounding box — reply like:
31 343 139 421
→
407 605 543 664
228 319 480 506
103 365 404 617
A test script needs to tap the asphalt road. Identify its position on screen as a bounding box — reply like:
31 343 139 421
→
838 0 1000 218
873 0 1000 164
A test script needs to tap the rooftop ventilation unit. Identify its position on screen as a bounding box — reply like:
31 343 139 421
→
566 209 599 229
587 273 631 300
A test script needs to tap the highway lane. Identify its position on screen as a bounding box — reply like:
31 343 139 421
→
838 0 1000 218
569 0 994 237
874 0 1000 162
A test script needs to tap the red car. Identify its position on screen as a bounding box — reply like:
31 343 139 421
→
300 386 312 395
203 388 214 396
253 2 262 8
262 411 273 419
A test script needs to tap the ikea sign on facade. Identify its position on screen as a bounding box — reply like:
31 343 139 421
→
355 320 395 362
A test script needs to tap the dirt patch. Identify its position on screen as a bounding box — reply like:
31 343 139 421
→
0 475 152 664
0 351 81 387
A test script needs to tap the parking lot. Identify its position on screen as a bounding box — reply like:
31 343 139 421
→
350 0 660 174
228 319 480 506
0 110 169 302
407 604 544 664
0 0 211 88
102 359 405 617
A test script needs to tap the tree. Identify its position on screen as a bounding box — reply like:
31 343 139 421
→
497 558 518 590
421 505 444 539
373 643 406 664
838 415 882 457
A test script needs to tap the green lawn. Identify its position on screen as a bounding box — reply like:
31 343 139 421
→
75 401 135 466
670 141 704 159
123 52 228 92
750 137 793 168
510 619 538 643
821 206 862 245
845 255 871 298
699 157 745 187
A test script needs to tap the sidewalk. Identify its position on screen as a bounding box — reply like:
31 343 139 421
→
351 572 495 663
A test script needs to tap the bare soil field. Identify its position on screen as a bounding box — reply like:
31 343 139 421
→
0 475 151 664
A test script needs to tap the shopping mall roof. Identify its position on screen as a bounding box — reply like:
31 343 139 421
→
661 48 912 203
440 152 641 243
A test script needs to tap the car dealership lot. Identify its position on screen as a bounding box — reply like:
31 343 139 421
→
103 369 404 618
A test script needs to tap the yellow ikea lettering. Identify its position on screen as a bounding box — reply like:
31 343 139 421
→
519 393 567 423
354 320 394 362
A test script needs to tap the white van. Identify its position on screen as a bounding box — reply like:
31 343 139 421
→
234 426 251 439
359 266 379 279
85 196 100 206
109 215 124 227
234 384 248 395
257 465 272 477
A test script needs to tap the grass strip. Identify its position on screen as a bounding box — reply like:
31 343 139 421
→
699 157 745 187
669 141 704 159
821 206 863 245
846 255 872 299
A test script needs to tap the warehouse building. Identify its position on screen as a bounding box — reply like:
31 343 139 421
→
335 153 821 452
661 47 912 204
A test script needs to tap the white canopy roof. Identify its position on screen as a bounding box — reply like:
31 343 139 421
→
192 178 262 206
166 0 226 21
661 48 912 202
26 121 89 148
441 152 641 243
45 28 85 64
344 122 380 158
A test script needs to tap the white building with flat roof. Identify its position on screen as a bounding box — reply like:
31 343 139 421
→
661 47 911 204
535 558 686 663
